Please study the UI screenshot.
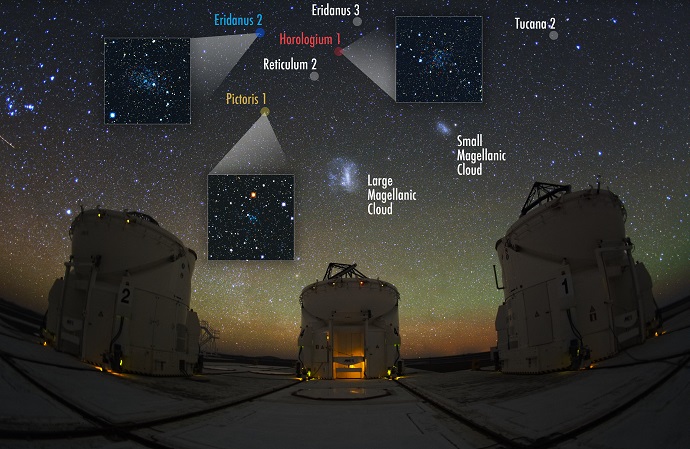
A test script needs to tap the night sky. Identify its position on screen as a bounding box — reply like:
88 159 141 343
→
1 1 687 359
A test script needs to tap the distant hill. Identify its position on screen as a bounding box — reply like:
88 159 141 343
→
0 297 44 335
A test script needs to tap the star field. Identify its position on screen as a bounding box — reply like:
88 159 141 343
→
104 38 190 124
208 174 294 260
0 1 687 359
396 16 483 102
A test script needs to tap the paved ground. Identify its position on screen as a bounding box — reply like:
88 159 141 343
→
1 305 689 448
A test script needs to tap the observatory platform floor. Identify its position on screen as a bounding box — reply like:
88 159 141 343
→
400 308 690 448
0 307 689 448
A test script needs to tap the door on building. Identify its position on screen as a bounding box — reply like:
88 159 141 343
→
333 329 364 379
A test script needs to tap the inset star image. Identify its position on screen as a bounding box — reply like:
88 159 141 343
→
208 175 294 260
396 16 483 103
104 38 191 124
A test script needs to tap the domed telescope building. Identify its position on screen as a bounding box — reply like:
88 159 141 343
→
493 182 659 374
43 208 201 375
297 263 402 379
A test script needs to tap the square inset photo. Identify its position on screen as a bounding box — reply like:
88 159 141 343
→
396 16 483 103
208 174 295 261
104 37 191 124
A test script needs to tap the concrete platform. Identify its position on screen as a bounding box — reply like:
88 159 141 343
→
1 307 689 448
398 309 690 448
